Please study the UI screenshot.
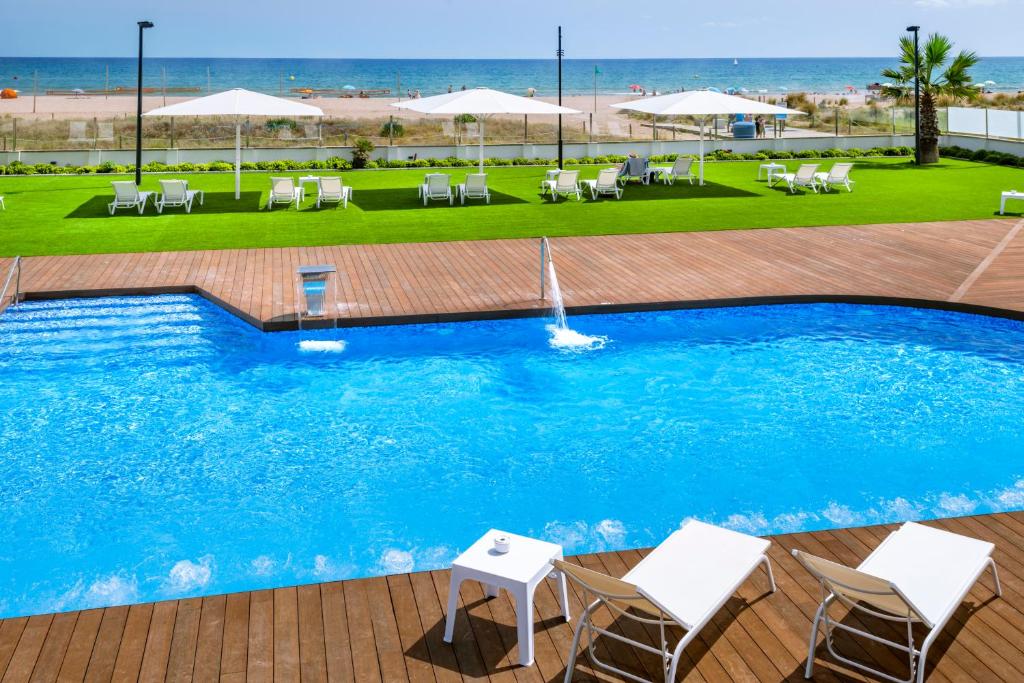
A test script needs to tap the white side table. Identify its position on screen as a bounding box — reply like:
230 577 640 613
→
758 162 786 182
443 529 570 666
1000 190 1024 215
541 168 561 190
297 175 321 204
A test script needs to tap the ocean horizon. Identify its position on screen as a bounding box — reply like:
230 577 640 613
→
3 56 1023 97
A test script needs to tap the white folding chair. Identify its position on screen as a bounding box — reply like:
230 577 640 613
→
651 157 695 185
775 163 821 193
589 168 623 199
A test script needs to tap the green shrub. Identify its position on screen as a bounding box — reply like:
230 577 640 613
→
351 137 375 169
95 160 123 174
794 150 818 159
971 149 989 162
363 160 379 169
379 120 405 138
844 148 864 158
207 161 233 172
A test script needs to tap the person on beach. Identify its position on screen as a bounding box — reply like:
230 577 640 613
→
447 84 452 93
461 85 466 91
755 116 765 138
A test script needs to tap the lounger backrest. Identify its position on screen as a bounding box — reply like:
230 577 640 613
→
553 559 662 618
556 170 579 190
159 179 186 202
625 157 646 176
271 177 295 198
465 173 487 193
596 168 618 188
672 157 693 175
828 163 853 181
791 549 926 622
795 164 819 181
112 181 139 203
427 173 450 195
319 176 343 194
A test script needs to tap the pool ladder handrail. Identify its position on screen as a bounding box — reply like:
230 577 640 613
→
0 256 21 314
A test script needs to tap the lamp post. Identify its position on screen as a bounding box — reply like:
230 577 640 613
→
136 20 154 185
906 25 920 165
557 26 564 170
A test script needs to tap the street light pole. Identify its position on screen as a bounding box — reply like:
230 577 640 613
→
557 26 564 170
135 20 154 185
906 25 921 165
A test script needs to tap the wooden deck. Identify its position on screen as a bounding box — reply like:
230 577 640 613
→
2 512 1023 682
3 219 1024 328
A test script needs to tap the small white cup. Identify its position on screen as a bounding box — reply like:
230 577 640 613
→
493 535 511 554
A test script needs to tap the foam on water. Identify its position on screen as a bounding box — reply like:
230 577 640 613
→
546 324 608 351
298 339 347 352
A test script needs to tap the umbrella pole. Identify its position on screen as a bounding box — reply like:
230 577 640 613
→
479 117 485 174
235 121 241 200
699 117 705 186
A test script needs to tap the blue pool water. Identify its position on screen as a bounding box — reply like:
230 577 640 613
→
1 295 1024 617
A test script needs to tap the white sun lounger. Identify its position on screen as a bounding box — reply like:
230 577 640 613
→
267 177 299 210
774 163 820 194
794 522 1001 683
556 520 775 683
458 173 490 204
155 179 203 214
316 176 352 208
544 169 581 201
815 162 855 192
587 168 623 200
108 181 153 215
618 157 651 185
422 173 453 206
651 157 696 185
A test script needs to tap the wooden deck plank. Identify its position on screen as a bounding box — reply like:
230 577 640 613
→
109 603 154 683
245 590 274 683
193 594 226 683
319 582 355 683
82 606 128 683
136 601 176 683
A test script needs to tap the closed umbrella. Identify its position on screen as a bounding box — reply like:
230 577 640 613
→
610 89 804 185
144 88 323 199
391 87 580 172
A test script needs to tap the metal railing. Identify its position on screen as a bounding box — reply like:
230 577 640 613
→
0 256 22 313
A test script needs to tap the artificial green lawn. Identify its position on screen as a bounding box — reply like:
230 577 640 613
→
1 157 1021 257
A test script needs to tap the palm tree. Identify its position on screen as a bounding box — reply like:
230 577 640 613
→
881 33 980 163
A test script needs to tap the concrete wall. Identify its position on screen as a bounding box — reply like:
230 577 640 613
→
0 134 916 167
940 133 1024 156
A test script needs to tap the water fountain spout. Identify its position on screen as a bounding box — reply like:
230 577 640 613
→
538 236 606 350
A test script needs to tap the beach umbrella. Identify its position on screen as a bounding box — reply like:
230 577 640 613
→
144 88 323 199
629 84 643 92
985 80 997 86
610 90 803 185
391 87 580 172
342 85 356 90
706 87 722 93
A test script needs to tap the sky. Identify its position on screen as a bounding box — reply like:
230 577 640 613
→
3 0 1023 58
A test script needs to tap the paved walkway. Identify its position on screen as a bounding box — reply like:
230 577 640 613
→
4 219 1024 329
1 513 1021 682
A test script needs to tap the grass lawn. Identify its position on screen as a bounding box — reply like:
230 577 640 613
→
1 157 1021 257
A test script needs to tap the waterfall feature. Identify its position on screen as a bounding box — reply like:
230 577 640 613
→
540 237 607 351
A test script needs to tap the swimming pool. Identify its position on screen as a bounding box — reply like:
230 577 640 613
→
1 295 1023 617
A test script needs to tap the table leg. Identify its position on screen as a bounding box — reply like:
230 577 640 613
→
512 582 536 666
483 583 499 598
443 568 466 643
1000 198 1006 215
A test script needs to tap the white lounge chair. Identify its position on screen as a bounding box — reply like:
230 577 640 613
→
155 179 203 214
316 176 352 208
651 157 696 185
588 168 623 200
458 173 490 204
108 181 153 215
618 157 651 185
544 170 581 202
794 522 1001 683
774 163 821 193
0 196 4 210
556 520 775 683
267 177 299 210
815 162 855 192
422 173 453 206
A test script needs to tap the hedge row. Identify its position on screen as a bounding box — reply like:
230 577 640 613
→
940 145 1024 168
0 146 917 176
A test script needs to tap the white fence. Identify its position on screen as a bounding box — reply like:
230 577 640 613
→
947 107 1024 141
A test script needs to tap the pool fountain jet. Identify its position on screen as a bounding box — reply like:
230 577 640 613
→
539 237 606 351
296 264 346 352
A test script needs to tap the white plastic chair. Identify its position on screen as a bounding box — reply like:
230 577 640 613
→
557 520 775 683
422 173 453 206
544 170 581 202
651 157 695 185
267 177 299 210
814 162 855 192
589 168 622 200
316 176 351 208
458 173 490 204
794 522 1001 683
108 181 153 215
775 163 821 193
155 179 203 214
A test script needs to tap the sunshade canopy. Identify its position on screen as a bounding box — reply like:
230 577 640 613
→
609 89 803 117
143 89 323 200
391 87 580 116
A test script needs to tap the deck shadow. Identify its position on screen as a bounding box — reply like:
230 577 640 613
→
66 191 265 218
351 188 528 211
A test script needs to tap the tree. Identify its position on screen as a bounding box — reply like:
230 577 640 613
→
881 33 979 163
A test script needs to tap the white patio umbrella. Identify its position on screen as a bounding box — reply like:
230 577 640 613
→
391 87 580 172
611 90 804 185
143 88 323 199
